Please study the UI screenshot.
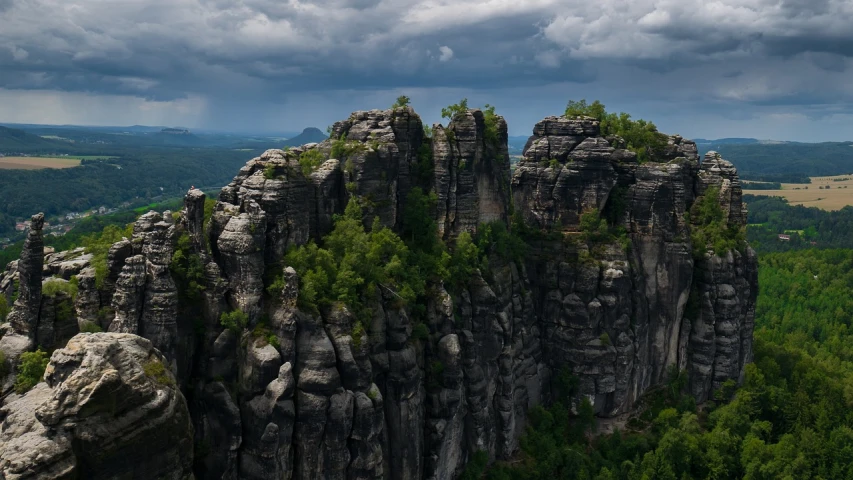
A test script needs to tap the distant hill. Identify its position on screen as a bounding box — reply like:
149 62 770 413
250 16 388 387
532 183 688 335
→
696 140 853 180
283 127 328 147
0 126 74 153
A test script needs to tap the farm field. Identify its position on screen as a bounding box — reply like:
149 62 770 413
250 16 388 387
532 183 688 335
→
0 156 81 169
744 174 853 210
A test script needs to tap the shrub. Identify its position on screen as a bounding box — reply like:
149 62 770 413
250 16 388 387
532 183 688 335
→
482 103 500 145
220 310 248 333
263 163 279 179
352 320 365 348
549 158 560 169
330 136 367 161
580 209 609 243
15 349 50 393
448 232 481 288
83 224 133 289
690 186 745 258
143 359 175 387
600 332 611 346
411 322 429 342
0 350 7 381
42 277 78 299
458 450 489 480
564 99 668 163
0 295 8 322
299 149 325 176
80 321 103 333
170 232 206 301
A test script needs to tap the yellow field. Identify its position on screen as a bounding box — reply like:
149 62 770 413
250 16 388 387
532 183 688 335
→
0 156 81 170
744 174 853 210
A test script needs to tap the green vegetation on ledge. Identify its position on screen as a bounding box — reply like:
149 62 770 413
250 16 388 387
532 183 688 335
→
690 186 746 258
14 348 50 394
563 99 668 163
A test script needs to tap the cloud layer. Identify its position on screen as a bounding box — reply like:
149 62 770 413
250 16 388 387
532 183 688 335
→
2 0 853 140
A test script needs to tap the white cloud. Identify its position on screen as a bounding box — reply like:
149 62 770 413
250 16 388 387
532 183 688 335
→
438 45 453 62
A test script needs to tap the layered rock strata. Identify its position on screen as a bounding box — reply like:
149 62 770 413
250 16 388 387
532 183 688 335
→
0 333 193 479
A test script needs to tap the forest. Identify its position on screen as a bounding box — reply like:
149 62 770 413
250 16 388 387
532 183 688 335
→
745 195 853 252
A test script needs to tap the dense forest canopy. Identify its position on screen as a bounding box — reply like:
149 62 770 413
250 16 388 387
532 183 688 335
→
745 195 853 252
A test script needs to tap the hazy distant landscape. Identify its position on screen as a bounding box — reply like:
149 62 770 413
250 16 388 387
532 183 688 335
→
0 123 328 242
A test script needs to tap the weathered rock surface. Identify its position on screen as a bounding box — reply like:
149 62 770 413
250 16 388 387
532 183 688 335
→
433 109 512 239
0 333 193 479
4 214 45 342
0 107 757 479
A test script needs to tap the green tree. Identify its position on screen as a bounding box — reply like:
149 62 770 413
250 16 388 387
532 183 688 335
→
441 98 469 121
392 95 411 108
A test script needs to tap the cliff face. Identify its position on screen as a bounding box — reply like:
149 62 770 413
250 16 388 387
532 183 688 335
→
0 108 757 479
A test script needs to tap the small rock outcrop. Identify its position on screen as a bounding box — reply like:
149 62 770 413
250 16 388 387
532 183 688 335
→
0 333 193 479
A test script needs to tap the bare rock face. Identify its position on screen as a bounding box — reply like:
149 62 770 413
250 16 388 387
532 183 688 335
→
328 107 424 231
0 332 193 479
433 110 512 239
687 152 758 400
511 117 633 230
4 214 45 341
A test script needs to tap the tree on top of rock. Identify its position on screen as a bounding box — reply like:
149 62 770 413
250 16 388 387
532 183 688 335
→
391 95 411 109
441 98 469 121
564 99 668 163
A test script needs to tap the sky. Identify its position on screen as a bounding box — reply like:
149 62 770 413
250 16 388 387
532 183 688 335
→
2 0 853 141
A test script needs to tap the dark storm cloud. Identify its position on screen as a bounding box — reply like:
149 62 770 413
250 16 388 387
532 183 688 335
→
2 0 853 139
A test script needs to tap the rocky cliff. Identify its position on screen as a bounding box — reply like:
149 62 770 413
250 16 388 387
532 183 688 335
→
0 107 757 479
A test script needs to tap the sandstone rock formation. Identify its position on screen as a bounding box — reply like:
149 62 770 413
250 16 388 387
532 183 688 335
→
0 333 193 479
0 107 757 479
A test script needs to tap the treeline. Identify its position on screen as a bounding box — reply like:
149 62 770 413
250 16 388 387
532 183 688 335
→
745 195 853 252
738 172 812 184
741 181 782 190
0 148 252 236
472 249 853 479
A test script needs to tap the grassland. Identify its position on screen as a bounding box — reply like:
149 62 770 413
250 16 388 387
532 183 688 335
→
0 157 81 169
744 174 853 210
